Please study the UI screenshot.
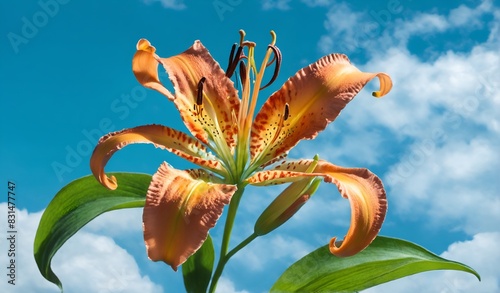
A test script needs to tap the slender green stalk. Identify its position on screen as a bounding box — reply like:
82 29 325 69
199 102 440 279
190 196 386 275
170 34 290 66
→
226 233 258 263
207 181 254 293
220 185 244 254
209 233 258 293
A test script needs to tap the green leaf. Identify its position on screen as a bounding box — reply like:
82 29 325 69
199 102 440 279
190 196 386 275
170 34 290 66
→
34 173 151 291
182 234 215 293
271 236 480 292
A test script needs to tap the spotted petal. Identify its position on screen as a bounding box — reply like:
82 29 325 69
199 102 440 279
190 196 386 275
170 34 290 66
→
250 54 392 167
143 162 236 270
90 124 226 190
247 159 387 257
133 39 240 153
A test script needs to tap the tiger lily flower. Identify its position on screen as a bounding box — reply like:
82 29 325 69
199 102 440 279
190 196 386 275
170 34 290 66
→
90 30 392 271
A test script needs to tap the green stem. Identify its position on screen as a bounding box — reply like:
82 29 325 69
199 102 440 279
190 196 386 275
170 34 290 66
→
226 233 258 263
222 185 245 254
207 182 249 293
209 233 258 293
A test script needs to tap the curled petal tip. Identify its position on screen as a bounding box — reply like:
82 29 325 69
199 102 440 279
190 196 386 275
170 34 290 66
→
102 175 118 190
316 162 387 257
329 237 338 250
132 41 174 100
90 146 118 190
136 39 155 53
372 72 392 98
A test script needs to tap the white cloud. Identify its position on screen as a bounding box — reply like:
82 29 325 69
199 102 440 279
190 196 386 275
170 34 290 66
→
364 27 499 236
392 13 449 46
297 3 500 291
295 125 386 167
304 0 500 236
318 2 368 53
353 45 500 135
232 234 313 271
143 0 186 10
363 232 499 293
215 277 250 293
84 208 143 236
301 0 331 7
54 231 162 293
448 0 492 27
262 0 291 11
0 204 162 293
318 0 497 54
385 137 500 234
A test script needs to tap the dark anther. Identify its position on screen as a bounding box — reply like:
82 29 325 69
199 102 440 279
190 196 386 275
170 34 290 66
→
239 60 247 86
225 44 237 75
284 103 290 121
260 45 282 90
226 45 243 78
197 77 206 106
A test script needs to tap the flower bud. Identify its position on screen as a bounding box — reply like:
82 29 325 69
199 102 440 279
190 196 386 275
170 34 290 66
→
254 156 321 236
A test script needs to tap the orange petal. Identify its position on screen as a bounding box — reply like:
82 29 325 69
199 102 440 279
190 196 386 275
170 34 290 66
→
250 54 392 167
315 161 387 257
248 159 387 257
246 159 320 185
133 39 240 152
246 170 312 185
132 39 175 100
143 162 237 270
160 41 241 151
90 124 226 190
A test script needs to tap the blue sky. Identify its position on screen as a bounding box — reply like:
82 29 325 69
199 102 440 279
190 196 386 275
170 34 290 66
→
1 0 499 292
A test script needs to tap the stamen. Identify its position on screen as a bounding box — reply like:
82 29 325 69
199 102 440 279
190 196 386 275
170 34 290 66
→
266 54 277 67
226 46 243 78
260 45 282 90
284 103 290 121
225 44 237 75
195 77 206 116
197 77 206 105
241 41 256 47
239 60 247 86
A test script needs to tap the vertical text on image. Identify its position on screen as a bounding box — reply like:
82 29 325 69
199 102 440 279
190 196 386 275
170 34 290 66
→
6 181 17 286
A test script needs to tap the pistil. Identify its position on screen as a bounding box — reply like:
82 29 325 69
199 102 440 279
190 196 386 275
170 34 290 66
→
243 31 278 147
